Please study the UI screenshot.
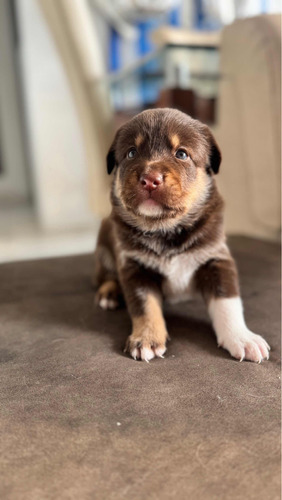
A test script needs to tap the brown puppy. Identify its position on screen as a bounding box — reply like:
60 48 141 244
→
93 108 270 363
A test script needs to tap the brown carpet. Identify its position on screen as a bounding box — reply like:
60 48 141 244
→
0 237 280 500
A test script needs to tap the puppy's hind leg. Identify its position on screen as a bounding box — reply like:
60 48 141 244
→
95 279 123 310
93 217 123 310
93 246 123 310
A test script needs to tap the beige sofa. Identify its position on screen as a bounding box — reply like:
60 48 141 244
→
215 14 281 241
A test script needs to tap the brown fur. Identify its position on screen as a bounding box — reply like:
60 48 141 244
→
94 108 240 359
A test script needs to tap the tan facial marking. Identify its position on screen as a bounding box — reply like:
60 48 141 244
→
135 134 144 148
184 168 208 213
170 134 180 150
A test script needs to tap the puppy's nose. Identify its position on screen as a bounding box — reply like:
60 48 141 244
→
140 173 163 191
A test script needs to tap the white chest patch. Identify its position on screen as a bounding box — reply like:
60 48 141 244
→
161 253 199 303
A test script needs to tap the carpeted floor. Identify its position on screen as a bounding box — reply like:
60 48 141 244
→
0 237 280 500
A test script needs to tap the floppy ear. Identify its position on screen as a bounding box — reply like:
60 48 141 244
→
106 130 120 175
204 127 222 174
106 147 116 175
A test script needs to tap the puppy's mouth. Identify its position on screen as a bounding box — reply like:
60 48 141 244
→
137 196 163 217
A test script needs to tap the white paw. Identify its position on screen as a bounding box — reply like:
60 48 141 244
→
125 339 166 362
99 297 118 310
219 330 270 363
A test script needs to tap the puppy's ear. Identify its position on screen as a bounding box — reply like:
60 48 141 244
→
204 126 222 174
106 130 120 175
106 148 116 175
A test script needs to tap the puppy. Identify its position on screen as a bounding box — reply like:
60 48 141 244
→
93 108 270 363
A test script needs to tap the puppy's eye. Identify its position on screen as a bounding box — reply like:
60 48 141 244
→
175 149 189 160
127 148 137 159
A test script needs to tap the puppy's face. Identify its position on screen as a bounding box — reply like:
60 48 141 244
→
108 109 221 224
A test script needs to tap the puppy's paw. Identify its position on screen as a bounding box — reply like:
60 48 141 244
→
95 280 122 311
219 330 270 363
125 334 167 362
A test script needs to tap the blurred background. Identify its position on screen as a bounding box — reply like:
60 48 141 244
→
0 0 281 263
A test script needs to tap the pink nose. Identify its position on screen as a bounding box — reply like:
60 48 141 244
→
140 173 163 191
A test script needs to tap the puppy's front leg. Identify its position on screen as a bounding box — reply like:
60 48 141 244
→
120 259 168 362
196 258 270 362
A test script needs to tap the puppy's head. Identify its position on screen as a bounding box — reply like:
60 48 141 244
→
108 108 221 226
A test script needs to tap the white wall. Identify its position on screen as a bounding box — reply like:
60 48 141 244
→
17 0 94 230
0 0 29 204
